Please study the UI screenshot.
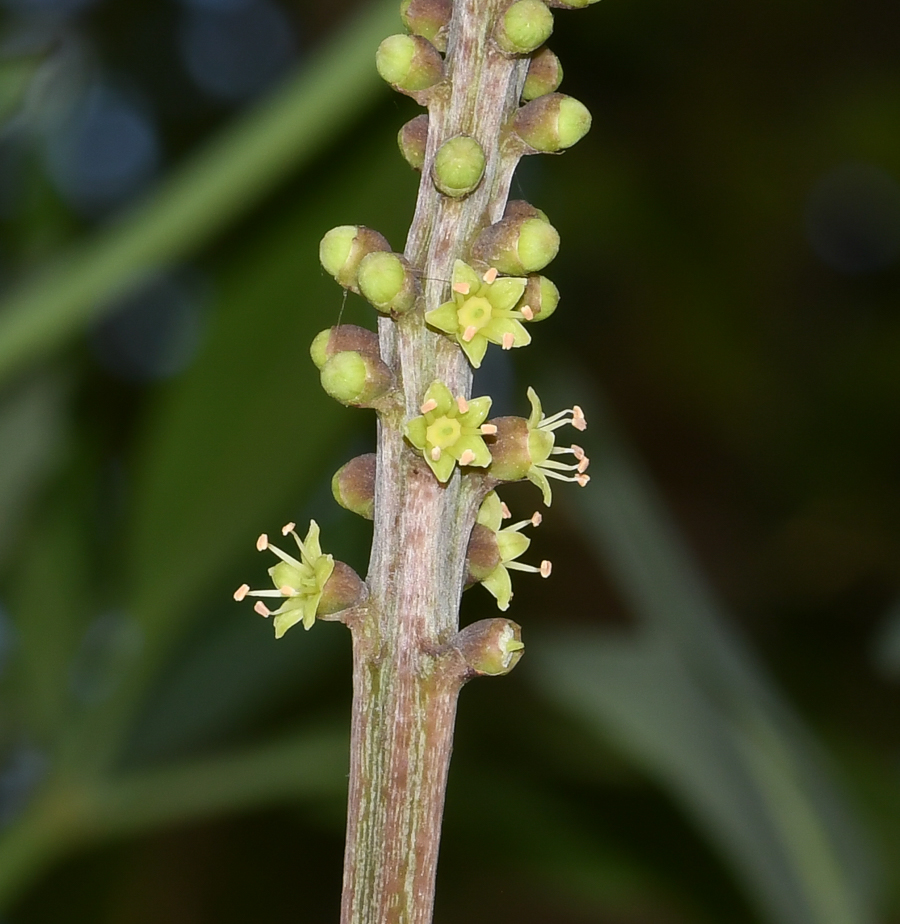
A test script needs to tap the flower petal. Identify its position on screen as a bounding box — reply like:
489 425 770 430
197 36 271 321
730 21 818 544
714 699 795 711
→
424 380 455 415
526 386 543 430
303 520 322 562
526 466 553 506
425 301 460 334
460 396 492 428
497 529 530 563
451 434 491 468
477 491 504 531
458 332 489 368
481 565 513 611
487 277 527 311
273 606 305 638
483 317 531 348
452 260 482 295
427 449 457 483
405 416 428 449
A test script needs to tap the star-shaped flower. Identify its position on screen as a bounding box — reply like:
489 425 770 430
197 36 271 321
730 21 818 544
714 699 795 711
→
234 521 334 638
424 260 531 368
404 380 494 482
487 387 589 506
466 491 551 611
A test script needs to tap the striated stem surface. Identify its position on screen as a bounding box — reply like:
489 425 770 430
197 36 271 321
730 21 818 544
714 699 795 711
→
340 1 528 922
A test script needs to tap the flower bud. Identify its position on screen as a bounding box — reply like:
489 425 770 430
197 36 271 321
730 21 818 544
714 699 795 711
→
319 225 391 292
495 0 554 55
465 522 503 584
522 46 563 101
358 252 420 315
332 453 377 520
504 199 549 223
432 134 486 198
398 114 429 171
517 274 559 322
450 618 524 677
471 215 560 275
310 324 380 370
376 34 444 94
400 0 452 53
318 560 367 615
514 93 592 152
483 416 532 481
320 351 393 406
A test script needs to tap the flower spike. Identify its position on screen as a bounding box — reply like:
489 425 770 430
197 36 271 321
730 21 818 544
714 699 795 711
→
404 380 492 482
465 491 550 611
235 521 364 638
425 260 531 367
485 387 589 505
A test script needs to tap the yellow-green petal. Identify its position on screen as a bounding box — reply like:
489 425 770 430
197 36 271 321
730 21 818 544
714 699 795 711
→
526 386 543 430
477 491 504 531
461 395 492 428
425 301 460 333
482 565 513 611
405 416 428 449
497 530 530 562
424 380 455 414
483 317 531 348
459 333 489 368
526 466 553 506
452 434 491 467
452 259 482 294
487 277 527 311
428 449 457 483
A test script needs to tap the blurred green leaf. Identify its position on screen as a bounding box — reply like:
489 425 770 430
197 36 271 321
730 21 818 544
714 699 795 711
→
0 0 397 386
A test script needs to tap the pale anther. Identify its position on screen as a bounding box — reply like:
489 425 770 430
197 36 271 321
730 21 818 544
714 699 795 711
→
540 560 552 578
431 446 442 461
256 533 268 551
501 332 515 350
462 325 478 342
452 282 470 294
234 583 250 602
281 522 296 536
420 398 438 414
531 511 543 527
456 395 469 414
577 456 590 473
576 473 590 487
459 449 476 465
572 406 587 431
280 585 295 596
571 444 585 460
254 601 271 617
480 423 497 436
521 305 534 321
500 502 512 519
482 267 499 284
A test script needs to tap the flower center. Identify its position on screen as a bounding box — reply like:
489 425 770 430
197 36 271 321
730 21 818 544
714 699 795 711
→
426 415 462 449
456 296 493 333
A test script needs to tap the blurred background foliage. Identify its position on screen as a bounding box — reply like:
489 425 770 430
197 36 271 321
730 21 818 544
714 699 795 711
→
0 0 898 920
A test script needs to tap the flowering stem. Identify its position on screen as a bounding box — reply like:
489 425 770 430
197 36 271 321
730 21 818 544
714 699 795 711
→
340 2 528 921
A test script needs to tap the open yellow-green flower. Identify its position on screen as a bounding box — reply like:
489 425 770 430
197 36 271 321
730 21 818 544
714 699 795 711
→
424 260 531 368
404 380 493 482
467 491 550 611
234 521 334 638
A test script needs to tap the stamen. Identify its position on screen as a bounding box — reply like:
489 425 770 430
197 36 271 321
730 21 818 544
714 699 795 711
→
506 561 541 574
480 423 497 436
265 542 304 570
456 395 469 414
256 533 268 551
482 267 499 284
462 325 478 342
458 449 476 465
420 398 438 414
233 584 250 601
576 473 590 487
281 522 296 536
500 501 512 519
577 456 590 473
531 511 542 527
452 282 470 295
254 602 271 617
501 332 515 350
572 406 587 431
540 560 552 578
431 446 442 461
521 305 534 321
571 444 585 460
280 585 296 596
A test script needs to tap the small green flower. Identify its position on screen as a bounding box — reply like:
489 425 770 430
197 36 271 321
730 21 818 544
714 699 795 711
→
470 491 550 611
487 387 589 506
404 380 493 482
234 521 334 638
425 260 531 368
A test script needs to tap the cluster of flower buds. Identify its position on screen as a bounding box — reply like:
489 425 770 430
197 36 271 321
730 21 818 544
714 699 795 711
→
237 0 599 654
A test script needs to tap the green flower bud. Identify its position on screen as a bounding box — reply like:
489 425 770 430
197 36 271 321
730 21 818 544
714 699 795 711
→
450 618 525 677
358 251 420 315
319 225 391 292
514 93 592 152
516 274 559 322
320 351 393 407
310 324 380 370
522 46 563 101
398 114 429 171
495 0 554 55
471 214 560 275
332 453 377 520
400 0 452 53
376 34 444 94
432 134 486 198
318 560 367 616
